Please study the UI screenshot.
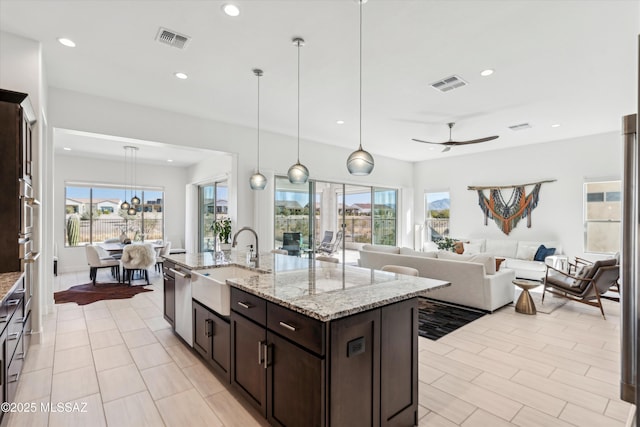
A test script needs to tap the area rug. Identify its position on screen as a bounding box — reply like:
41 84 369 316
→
418 298 486 341
513 290 567 314
54 282 153 306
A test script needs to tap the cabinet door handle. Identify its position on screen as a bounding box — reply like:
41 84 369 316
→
263 343 270 369
237 301 252 309
8 332 20 341
13 289 26 295
279 321 297 332
169 268 190 279
258 340 264 365
9 372 19 384
205 319 213 337
6 299 20 306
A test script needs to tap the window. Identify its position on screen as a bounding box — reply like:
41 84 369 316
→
198 181 228 252
64 185 164 247
584 180 621 253
425 191 450 242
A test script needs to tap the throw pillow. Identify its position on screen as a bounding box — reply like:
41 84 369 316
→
534 245 556 261
463 243 482 255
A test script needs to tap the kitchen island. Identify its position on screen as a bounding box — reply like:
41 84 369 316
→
163 252 449 427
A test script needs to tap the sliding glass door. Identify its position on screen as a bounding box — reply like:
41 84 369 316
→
275 177 397 264
198 180 228 252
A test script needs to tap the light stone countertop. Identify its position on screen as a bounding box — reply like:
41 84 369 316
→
164 252 450 321
0 271 24 302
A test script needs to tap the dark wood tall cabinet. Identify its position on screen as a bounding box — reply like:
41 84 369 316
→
0 89 36 273
0 88 37 423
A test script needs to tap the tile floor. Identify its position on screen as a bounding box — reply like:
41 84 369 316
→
5 269 635 426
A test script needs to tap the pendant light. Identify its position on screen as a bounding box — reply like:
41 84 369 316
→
347 0 375 176
287 37 310 184
120 146 130 210
130 146 141 206
249 68 267 190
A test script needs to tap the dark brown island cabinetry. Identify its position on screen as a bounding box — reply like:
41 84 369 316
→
230 287 418 427
192 299 230 382
162 260 176 327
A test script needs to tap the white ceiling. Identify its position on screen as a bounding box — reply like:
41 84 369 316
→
1 0 638 164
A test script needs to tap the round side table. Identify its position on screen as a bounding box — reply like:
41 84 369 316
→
513 279 542 315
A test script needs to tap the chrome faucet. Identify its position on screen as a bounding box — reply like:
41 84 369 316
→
232 226 259 267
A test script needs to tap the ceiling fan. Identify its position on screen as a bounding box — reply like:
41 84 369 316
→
412 122 499 152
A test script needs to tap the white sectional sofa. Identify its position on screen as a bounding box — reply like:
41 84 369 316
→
358 245 515 312
462 238 563 281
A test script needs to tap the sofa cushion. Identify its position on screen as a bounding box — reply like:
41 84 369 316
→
437 251 496 275
534 245 556 261
361 244 400 254
515 242 540 260
399 247 437 258
485 240 518 258
463 242 483 255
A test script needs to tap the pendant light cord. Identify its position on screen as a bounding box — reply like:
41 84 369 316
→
297 40 301 163
257 72 261 171
359 0 363 151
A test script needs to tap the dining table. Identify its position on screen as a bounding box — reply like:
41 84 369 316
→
98 242 165 255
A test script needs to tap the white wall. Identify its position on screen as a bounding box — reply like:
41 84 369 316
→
413 132 623 259
54 154 188 272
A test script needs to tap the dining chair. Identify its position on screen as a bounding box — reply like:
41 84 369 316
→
85 245 120 285
155 241 172 272
121 243 156 285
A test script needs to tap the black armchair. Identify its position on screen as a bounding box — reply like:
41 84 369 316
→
282 232 301 256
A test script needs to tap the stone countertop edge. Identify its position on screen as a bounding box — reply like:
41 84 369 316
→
228 278 450 322
0 271 24 302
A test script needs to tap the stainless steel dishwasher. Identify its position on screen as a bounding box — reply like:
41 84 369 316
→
172 267 193 346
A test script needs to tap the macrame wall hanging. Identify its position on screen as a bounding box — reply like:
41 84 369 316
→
467 179 556 235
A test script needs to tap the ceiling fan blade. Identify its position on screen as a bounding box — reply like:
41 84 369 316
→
442 146 451 153
450 135 499 145
411 138 442 145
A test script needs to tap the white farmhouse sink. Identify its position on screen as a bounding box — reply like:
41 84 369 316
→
191 267 263 316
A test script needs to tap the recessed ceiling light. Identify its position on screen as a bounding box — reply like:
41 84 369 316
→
551 123 561 128
336 120 345 125
174 72 188 80
480 69 494 77
58 38 76 48
167 159 174 162
222 4 240 17
63 147 72 151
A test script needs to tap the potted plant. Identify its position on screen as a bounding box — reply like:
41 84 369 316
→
436 236 460 252
212 217 232 250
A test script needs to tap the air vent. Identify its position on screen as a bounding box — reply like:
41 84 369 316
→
155 27 191 49
430 75 468 93
508 123 532 131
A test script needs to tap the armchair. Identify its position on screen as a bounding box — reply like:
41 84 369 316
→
317 231 343 256
282 232 301 256
542 257 619 319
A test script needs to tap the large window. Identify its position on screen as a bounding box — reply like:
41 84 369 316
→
64 185 164 247
584 180 621 253
198 181 228 252
425 191 450 242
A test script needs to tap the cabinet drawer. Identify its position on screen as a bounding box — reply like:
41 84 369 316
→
231 288 266 326
6 335 24 403
6 314 23 361
267 303 325 356
163 261 177 279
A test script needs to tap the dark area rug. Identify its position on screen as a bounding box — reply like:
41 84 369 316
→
54 282 153 306
418 298 486 340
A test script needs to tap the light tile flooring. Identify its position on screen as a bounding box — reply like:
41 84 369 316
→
5 270 635 426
